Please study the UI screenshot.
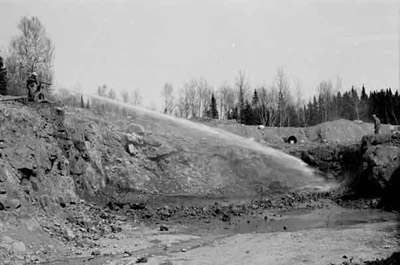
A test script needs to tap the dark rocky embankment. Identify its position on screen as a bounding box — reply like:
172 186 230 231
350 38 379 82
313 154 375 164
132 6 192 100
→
300 133 400 211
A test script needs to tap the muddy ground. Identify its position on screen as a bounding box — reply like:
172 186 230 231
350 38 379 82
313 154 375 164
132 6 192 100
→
56 196 400 265
1 191 398 265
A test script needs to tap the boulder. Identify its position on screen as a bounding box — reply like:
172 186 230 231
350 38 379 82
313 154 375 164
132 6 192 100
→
353 134 400 196
126 144 138 156
63 228 75 241
12 241 26 252
126 123 145 136
362 145 400 190
125 133 144 146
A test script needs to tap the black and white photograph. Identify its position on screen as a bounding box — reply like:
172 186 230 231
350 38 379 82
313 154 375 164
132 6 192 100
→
0 0 399 264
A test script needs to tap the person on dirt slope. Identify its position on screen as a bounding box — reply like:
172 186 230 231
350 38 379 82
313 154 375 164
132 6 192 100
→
26 72 46 102
26 72 39 101
372 114 381 134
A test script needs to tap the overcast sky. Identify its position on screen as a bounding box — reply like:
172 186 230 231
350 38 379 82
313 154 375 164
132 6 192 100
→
0 0 399 107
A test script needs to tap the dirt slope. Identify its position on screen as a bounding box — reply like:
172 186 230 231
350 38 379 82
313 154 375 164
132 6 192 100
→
201 118 393 145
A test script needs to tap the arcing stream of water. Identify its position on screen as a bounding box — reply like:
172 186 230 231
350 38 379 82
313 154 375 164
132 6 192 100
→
57 88 336 193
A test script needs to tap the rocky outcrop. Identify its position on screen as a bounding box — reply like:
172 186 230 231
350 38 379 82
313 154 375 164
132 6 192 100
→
354 134 400 209
1 102 324 214
300 143 362 181
0 103 77 213
300 132 400 210
0 102 179 211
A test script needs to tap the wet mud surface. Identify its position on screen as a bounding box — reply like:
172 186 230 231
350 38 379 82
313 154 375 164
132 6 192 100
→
43 193 399 265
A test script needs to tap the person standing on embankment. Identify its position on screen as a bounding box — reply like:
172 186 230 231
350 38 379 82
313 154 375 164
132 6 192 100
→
372 114 381 134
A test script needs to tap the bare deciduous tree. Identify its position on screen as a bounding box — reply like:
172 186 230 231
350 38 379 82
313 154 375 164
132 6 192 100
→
177 87 188 117
217 82 235 119
131 88 143 106
258 86 278 126
316 80 333 122
97 84 108 97
121 90 130 104
6 16 54 95
235 71 249 123
107 88 117 100
197 77 212 117
162 83 174 114
294 80 306 126
146 101 157 111
184 80 198 117
275 68 290 127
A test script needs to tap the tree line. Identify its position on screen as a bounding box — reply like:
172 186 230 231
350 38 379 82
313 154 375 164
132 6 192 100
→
1 16 398 127
161 72 400 127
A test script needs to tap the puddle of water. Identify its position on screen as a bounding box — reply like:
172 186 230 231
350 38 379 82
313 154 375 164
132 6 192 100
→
215 208 398 234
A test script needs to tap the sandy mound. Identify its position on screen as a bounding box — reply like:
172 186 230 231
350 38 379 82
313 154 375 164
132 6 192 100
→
208 119 392 145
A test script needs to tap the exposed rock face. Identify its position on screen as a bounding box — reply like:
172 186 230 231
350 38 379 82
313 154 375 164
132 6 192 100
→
1 102 323 213
354 134 400 209
0 103 77 212
300 143 362 181
300 132 400 209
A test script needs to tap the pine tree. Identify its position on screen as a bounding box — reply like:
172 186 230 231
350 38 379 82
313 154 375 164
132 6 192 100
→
0 54 7 95
228 106 238 120
318 94 324 123
80 95 85 108
86 99 90 109
311 96 319 125
386 88 398 124
394 91 400 125
359 85 369 121
210 93 219 119
243 99 253 125
251 89 261 124
350 86 360 120
251 89 259 107
205 93 219 119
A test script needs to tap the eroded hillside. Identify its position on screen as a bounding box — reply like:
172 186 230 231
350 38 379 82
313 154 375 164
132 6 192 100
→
0 101 398 265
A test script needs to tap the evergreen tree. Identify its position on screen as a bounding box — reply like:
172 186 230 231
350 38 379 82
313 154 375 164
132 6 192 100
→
335 91 342 120
386 88 398 125
210 93 219 119
86 99 90 109
205 93 219 119
350 86 360 120
304 84 400 125
80 95 85 108
251 89 259 107
286 104 298 127
318 94 324 123
243 99 254 125
0 54 7 95
341 91 354 120
394 91 400 125
228 106 238 120
310 96 319 125
359 85 369 121
251 89 262 125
